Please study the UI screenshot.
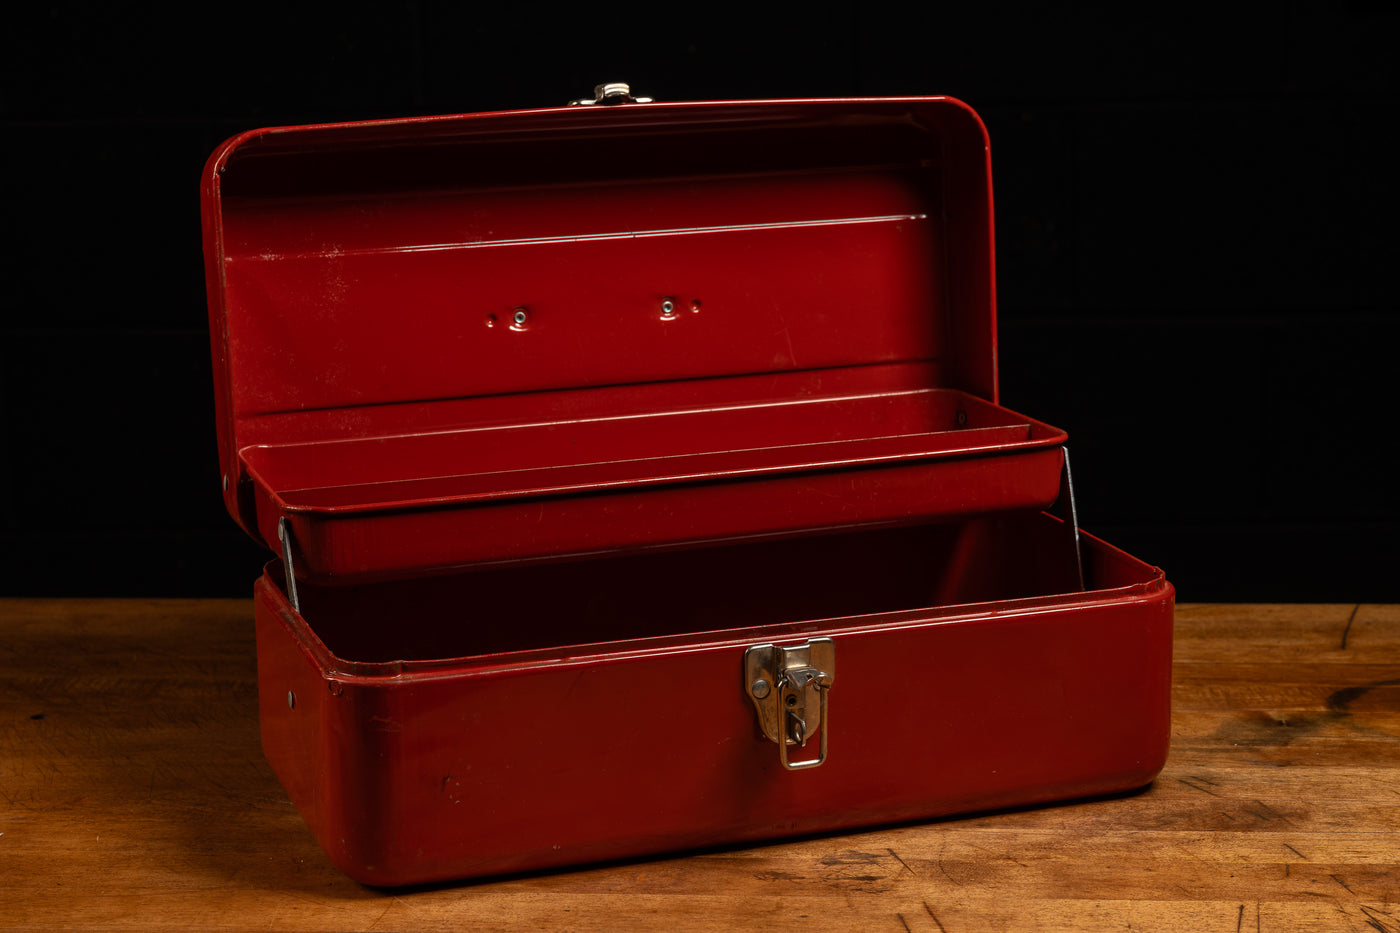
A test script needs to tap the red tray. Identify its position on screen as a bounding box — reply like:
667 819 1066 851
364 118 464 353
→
204 96 1068 582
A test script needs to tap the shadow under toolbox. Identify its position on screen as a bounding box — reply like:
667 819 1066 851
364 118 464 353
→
202 91 1173 886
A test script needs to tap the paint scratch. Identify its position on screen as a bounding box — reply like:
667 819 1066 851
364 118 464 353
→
1244 801 1296 827
1178 777 1222 797
937 859 961 886
888 847 916 875
1340 603 1360 649
1359 905 1399 932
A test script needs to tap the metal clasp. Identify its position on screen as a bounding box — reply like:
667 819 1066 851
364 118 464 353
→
569 82 653 106
744 638 835 770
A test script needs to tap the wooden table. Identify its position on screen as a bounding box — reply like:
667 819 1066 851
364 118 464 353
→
2 601 1397 931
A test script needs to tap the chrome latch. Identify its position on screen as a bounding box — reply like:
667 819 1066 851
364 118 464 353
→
569 82 653 106
744 638 835 770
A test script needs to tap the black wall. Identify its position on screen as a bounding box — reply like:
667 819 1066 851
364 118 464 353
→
3 4 1396 600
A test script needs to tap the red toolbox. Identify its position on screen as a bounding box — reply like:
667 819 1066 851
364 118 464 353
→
203 88 1173 885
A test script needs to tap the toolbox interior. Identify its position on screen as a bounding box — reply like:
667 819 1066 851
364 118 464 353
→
285 510 1154 668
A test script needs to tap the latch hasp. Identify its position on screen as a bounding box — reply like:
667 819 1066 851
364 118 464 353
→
743 638 835 770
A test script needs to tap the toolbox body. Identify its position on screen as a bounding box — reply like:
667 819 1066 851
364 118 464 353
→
203 94 1173 886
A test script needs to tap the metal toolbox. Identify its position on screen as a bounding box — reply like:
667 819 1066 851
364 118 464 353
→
203 89 1173 885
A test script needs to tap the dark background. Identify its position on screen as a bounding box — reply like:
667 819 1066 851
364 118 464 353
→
3 4 1396 600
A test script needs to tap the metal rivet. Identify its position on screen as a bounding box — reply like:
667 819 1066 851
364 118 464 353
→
750 679 770 699
287 690 295 709
661 299 675 316
955 410 968 427
512 308 528 326
690 299 702 313
485 313 497 328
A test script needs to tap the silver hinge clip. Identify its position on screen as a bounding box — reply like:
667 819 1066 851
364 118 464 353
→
569 82 653 106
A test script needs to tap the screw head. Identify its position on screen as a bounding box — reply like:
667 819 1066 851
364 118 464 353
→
750 679 771 699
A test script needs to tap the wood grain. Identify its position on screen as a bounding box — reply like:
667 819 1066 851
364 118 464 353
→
2 600 1398 931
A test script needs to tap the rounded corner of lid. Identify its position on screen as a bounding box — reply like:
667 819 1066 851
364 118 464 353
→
203 125 272 183
936 96 992 145
931 93 977 114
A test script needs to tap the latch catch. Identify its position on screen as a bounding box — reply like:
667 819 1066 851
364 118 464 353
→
744 638 835 770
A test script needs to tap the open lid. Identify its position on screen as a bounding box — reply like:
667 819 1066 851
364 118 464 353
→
203 93 1004 544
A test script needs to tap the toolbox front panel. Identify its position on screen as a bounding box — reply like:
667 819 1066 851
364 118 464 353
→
255 517 1172 886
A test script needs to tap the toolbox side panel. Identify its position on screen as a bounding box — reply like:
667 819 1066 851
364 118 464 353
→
255 551 1172 886
256 581 404 876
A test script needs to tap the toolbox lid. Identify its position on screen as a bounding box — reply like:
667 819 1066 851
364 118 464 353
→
203 95 1047 565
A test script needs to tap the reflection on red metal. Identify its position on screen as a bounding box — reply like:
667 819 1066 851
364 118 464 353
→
205 94 1173 886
